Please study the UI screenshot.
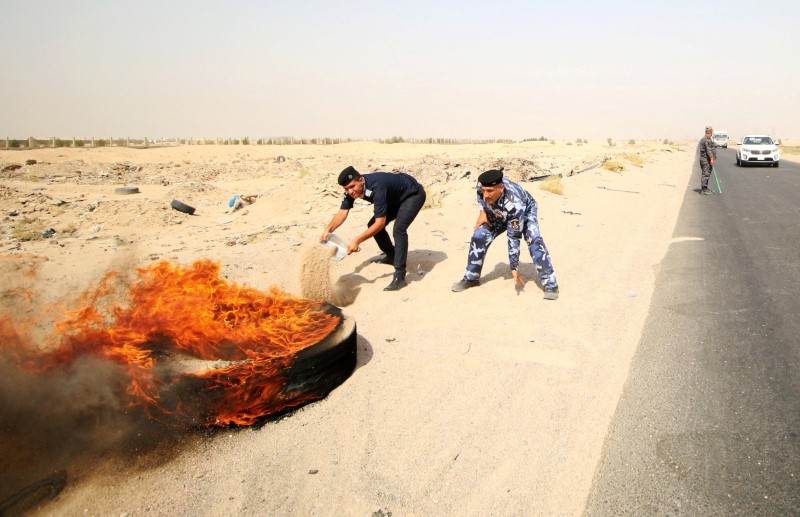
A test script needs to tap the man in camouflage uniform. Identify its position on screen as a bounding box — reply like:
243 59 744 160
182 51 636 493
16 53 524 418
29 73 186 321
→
451 169 559 300
698 126 717 195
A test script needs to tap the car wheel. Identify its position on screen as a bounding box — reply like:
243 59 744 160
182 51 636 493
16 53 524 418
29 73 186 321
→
170 199 196 215
736 156 741 166
774 161 780 168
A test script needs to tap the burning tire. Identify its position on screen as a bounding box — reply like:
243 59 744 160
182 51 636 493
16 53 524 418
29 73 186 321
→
285 304 357 398
170 199 196 215
14 260 357 429
153 303 357 428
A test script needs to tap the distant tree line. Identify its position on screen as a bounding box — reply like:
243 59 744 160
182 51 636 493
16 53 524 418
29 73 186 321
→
4 135 679 150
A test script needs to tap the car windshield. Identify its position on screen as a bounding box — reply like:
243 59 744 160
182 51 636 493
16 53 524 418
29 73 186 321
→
743 137 773 145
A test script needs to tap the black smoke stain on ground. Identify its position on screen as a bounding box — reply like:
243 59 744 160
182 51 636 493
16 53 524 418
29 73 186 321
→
0 352 205 513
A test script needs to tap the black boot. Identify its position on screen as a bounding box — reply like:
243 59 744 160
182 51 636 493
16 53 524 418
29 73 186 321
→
384 274 407 291
371 253 395 265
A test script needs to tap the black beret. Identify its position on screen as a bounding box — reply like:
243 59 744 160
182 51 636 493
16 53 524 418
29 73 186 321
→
338 166 361 186
478 169 503 186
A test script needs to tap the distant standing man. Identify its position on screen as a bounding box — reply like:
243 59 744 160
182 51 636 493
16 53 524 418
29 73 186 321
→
451 169 559 300
321 166 426 291
698 126 717 195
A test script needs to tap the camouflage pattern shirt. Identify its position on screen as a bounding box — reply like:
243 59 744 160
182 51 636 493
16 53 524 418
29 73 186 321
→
476 178 535 271
697 135 716 163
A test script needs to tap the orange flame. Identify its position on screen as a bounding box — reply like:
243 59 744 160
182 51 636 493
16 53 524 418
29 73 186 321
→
3 260 341 427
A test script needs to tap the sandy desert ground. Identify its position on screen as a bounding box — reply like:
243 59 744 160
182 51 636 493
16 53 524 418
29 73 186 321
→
0 139 751 515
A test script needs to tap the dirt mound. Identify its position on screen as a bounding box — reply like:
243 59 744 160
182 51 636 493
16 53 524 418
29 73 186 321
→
166 181 225 203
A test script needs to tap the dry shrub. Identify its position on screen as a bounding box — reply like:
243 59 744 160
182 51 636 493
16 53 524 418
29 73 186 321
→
624 153 645 167
60 223 78 235
603 160 625 172
12 218 46 241
539 176 564 195
12 229 43 242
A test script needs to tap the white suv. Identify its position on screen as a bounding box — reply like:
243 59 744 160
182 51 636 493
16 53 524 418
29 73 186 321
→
736 135 780 167
712 131 729 148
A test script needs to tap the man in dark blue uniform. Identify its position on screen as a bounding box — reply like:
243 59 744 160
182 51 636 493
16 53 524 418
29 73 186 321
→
321 166 426 291
698 126 717 195
451 169 559 300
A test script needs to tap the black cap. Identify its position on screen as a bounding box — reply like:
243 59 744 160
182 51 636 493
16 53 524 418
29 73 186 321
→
338 166 361 186
478 169 503 186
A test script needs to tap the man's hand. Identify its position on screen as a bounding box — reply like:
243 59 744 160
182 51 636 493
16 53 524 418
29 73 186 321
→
511 270 525 287
474 210 489 232
347 239 361 254
320 230 330 243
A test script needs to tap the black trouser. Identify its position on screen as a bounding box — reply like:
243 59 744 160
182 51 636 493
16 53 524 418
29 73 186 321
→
700 160 712 189
368 189 426 280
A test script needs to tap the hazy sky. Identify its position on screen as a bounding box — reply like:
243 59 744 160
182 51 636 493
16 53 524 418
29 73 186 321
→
2 0 798 140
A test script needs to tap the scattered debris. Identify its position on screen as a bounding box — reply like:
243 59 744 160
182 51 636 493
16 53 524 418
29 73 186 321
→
2 164 22 172
570 161 603 176
561 210 582 215
530 173 563 182
598 186 639 194
110 162 142 173
25 159 37 166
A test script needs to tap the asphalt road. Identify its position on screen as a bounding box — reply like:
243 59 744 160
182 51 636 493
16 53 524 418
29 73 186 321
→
584 149 800 515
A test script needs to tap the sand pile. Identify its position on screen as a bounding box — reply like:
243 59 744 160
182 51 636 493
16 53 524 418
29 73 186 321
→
298 243 359 307
299 244 336 304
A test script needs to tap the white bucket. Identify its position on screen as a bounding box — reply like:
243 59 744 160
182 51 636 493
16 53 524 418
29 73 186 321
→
321 233 349 261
